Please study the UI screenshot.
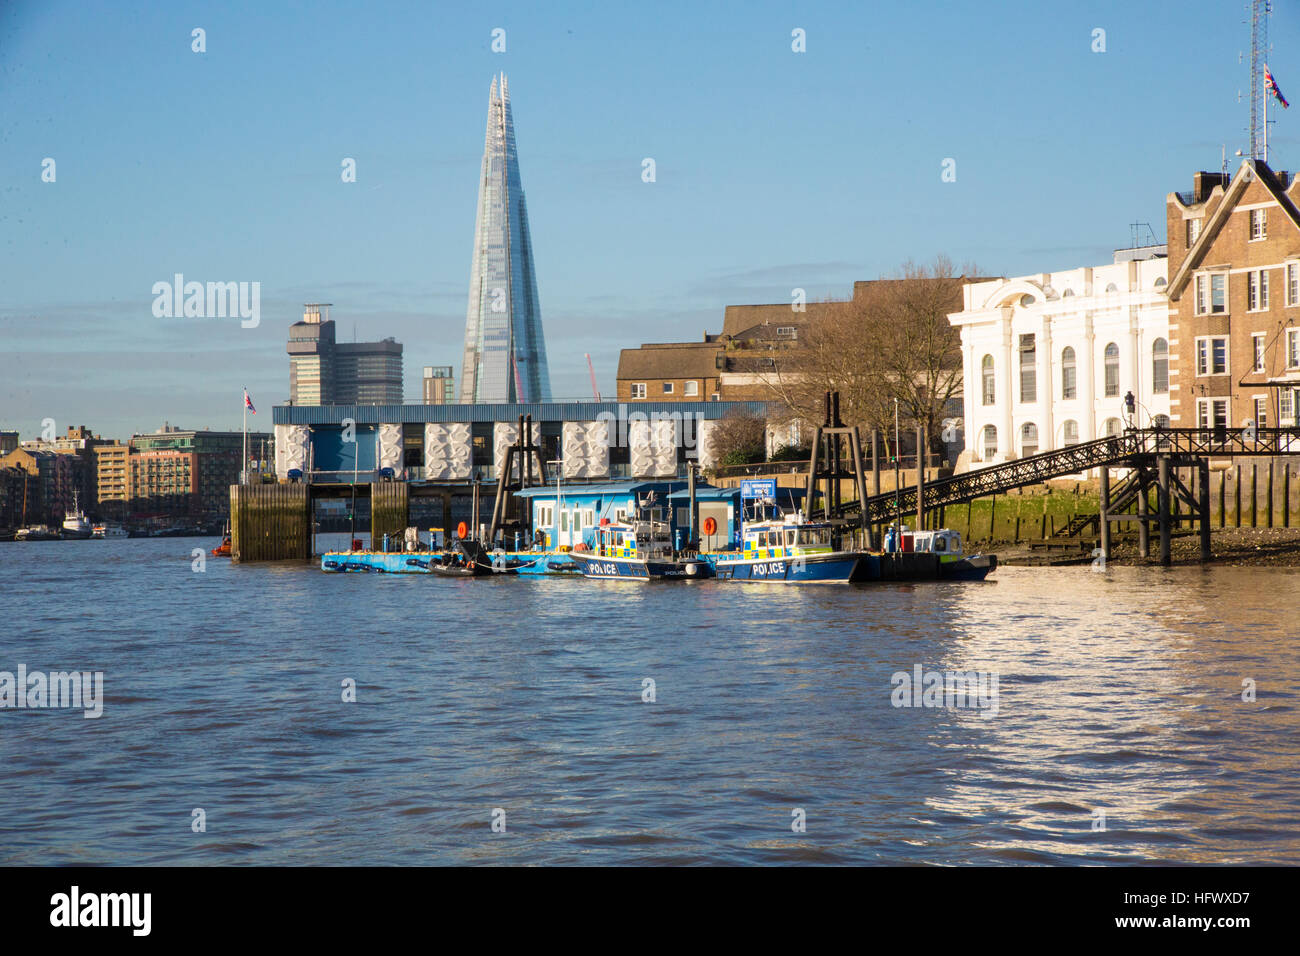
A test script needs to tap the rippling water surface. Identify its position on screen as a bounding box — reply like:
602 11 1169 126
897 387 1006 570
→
2 537 1298 865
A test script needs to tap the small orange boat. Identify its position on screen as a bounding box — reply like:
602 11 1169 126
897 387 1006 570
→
211 523 232 557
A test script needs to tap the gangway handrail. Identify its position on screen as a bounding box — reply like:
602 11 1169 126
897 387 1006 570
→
821 426 1300 524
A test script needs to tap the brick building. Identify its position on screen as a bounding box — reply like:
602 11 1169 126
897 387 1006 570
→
1165 160 1300 431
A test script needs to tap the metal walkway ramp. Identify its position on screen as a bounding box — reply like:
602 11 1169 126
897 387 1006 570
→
838 427 1300 525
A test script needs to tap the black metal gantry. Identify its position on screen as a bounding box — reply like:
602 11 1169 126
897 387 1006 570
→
815 424 1300 565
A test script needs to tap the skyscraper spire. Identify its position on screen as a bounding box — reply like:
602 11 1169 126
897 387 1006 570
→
460 73 552 403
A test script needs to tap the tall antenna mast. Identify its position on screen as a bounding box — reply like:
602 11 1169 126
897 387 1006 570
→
1249 0 1270 161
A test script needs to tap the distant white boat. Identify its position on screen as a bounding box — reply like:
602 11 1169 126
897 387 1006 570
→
62 492 93 540
92 523 127 539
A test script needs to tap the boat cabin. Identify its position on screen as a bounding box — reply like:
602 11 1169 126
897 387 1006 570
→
739 519 833 561
903 529 965 555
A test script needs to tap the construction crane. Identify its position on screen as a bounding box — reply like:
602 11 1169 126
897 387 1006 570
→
585 353 602 402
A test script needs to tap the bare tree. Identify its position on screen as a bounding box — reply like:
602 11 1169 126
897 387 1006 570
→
754 256 971 457
706 406 767 469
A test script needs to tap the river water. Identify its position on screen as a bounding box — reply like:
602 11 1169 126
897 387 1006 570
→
2 536 1297 865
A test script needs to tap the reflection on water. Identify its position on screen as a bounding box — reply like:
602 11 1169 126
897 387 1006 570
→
0 538 1297 865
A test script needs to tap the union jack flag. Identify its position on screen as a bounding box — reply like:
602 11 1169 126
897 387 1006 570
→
1265 64 1289 109
244 389 257 414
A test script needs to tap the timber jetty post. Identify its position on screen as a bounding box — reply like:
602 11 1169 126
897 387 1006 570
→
371 481 410 549
230 483 312 563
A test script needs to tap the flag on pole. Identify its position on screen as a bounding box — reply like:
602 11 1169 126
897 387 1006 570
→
1265 64 1290 109
244 389 257 414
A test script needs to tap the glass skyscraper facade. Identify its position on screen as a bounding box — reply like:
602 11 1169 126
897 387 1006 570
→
460 73 552 403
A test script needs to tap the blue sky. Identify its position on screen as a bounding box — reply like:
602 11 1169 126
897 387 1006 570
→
2 0 1297 438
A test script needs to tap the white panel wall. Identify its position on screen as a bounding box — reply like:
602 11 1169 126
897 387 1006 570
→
424 423 471 479
274 424 310 478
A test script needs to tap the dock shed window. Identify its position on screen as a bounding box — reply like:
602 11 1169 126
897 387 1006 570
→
980 425 997 461
1152 338 1168 394
630 383 646 399
684 381 698 396
1104 343 1120 397
1020 422 1039 457
1019 335 1036 403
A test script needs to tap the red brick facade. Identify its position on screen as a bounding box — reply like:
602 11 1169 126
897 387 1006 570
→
1165 161 1300 431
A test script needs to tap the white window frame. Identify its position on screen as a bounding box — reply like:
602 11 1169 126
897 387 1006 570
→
1195 336 1229 376
1254 395 1268 428
1197 398 1229 431
630 383 646 399
1250 207 1267 241
683 380 699 397
1281 389 1296 426
1195 272 1228 315
1253 333 1266 372
1287 262 1300 308
662 382 674 395
1288 328 1300 370
1186 217 1202 247
1248 269 1270 312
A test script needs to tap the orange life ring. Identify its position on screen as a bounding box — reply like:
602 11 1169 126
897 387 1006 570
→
457 521 468 539
702 517 717 535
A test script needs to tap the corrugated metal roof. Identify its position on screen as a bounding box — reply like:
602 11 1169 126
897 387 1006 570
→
514 479 686 498
272 401 767 425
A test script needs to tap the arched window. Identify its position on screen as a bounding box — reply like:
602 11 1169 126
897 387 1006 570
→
1104 417 1122 437
1104 342 1120 397
981 355 995 406
1062 289 1075 297
1062 420 1079 446
1152 338 1168 394
1105 282 1119 293
1154 276 1167 289
1020 422 1039 457
1061 346 1077 399
1154 414 1170 429
981 425 997 461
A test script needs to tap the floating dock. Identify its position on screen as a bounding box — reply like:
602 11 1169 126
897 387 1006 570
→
322 549 580 575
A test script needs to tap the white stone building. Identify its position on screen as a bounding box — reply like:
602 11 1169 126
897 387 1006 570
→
948 248 1171 469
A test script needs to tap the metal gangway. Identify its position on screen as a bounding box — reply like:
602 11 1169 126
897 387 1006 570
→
801 421 1300 565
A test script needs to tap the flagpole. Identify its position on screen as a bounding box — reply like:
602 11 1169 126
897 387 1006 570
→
242 387 248 486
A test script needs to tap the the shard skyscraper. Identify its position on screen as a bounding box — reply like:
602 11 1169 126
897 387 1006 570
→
460 73 552 404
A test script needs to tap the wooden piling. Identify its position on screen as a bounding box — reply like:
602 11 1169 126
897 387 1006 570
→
1267 462 1275 528
1251 463 1258 528
1286 464 1291 528
1137 472 1149 559
370 482 410 548
1099 467 1110 560
1198 458 1211 563
1158 457 1171 567
231 483 311 563
1235 464 1242 528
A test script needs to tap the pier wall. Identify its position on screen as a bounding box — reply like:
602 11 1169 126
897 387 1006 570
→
370 482 410 546
230 484 311 562
931 461 1300 545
